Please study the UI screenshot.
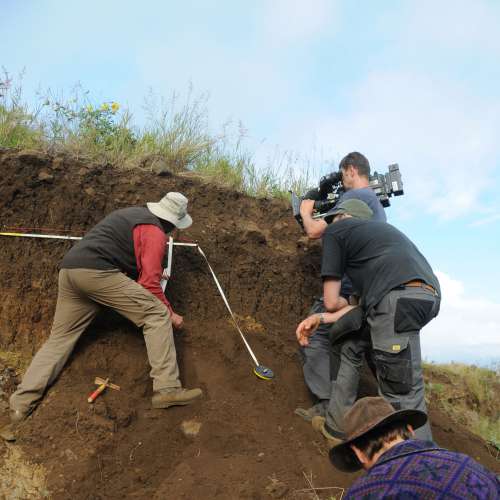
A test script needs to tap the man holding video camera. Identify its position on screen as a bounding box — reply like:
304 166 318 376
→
297 152 387 422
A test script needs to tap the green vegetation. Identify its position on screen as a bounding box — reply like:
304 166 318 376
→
0 75 44 149
424 362 500 449
0 70 315 199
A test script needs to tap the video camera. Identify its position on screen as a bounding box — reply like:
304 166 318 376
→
291 163 404 226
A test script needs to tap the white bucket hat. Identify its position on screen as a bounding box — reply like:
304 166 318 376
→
147 192 193 229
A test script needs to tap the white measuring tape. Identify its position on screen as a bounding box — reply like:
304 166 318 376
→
195 245 260 366
0 230 262 367
161 238 260 366
0 231 82 241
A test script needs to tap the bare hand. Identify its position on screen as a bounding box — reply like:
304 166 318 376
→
296 314 321 346
171 312 184 329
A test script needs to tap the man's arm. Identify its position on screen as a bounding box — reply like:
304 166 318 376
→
133 224 184 329
295 277 349 346
300 199 327 239
323 278 348 311
295 230 352 345
296 304 356 346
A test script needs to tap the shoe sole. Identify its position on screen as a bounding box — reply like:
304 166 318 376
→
152 398 201 409
294 407 314 422
311 416 343 448
311 416 326 432
0 424 16 442
9 409 30 425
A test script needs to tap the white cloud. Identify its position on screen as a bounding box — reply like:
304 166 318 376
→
261 0 339 45
283 70 500 219
421 270 500 365
397 0 500 55
469 211 500 227
131 36 294 131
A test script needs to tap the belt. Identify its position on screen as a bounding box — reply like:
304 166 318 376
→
401 280 437 295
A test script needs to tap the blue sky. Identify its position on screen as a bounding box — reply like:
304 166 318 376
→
2 0 499 365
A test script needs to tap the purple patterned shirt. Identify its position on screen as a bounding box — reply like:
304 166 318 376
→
345 440 499 499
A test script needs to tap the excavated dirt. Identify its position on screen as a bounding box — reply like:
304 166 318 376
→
0 148 498 499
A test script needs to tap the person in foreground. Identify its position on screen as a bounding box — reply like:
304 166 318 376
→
329 396 499 499
2 192 202 440
296 199 440 443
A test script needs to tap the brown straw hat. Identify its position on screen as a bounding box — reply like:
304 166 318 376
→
329 396 427 472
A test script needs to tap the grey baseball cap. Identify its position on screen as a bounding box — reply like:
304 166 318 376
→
326 199 373 220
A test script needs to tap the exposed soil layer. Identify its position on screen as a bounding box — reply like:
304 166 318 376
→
0 149 498 499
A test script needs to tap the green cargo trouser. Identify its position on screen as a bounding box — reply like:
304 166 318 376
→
10 268 181 413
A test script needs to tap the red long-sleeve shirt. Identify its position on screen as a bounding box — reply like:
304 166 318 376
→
133 224 172 312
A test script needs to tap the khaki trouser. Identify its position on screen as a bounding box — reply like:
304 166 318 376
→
10 268 181 413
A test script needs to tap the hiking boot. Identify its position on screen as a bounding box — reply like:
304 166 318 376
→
10 409 29 425
311 416 343 448
151 387 203 409
294 403 326 422
0 409 30 442
0 423 16 442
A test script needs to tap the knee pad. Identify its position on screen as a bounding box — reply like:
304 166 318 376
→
329 307 364 344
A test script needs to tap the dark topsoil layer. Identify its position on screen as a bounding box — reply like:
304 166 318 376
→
0 149 497 499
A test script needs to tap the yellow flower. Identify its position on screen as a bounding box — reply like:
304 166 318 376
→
100 102 110 111
111 102 120 113
86 105 93 113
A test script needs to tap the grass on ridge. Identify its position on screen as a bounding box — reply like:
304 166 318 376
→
0 74 44 149
0 70 316 200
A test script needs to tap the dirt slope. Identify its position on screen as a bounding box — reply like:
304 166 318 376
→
0 149 497 499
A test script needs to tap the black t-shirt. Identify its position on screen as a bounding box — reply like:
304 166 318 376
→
335 187 386 297
321 218 440 312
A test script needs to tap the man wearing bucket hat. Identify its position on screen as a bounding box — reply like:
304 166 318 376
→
296 199 440 444
330 397 499 498
3 192 202 440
